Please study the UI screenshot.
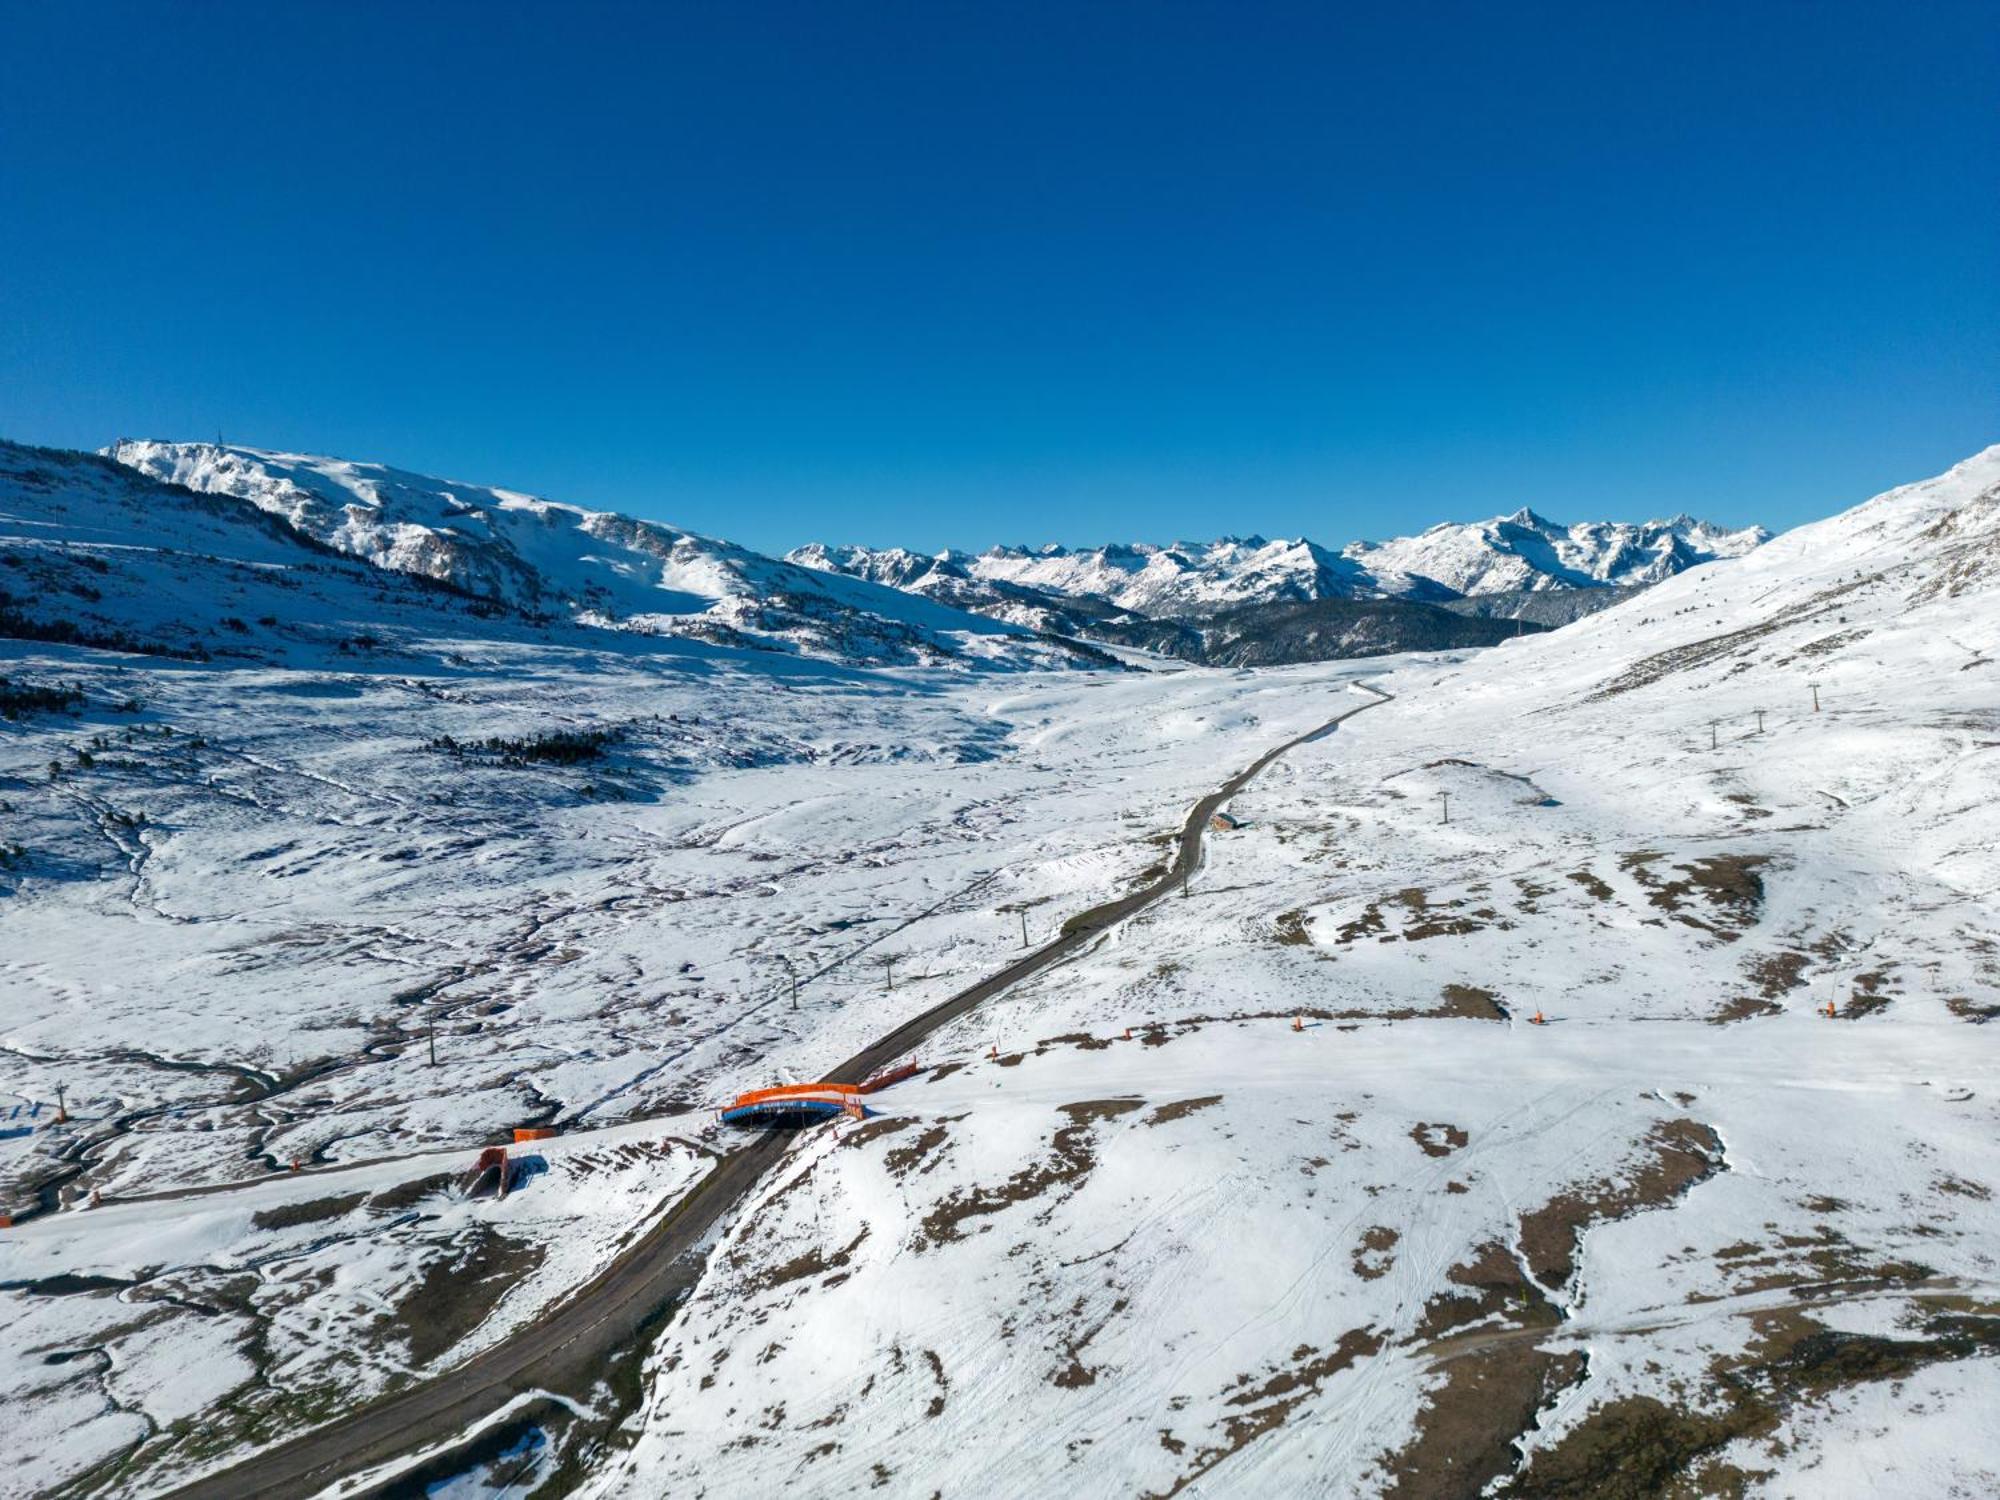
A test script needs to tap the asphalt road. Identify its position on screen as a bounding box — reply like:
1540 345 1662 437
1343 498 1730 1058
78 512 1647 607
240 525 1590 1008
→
159 680 1391 1500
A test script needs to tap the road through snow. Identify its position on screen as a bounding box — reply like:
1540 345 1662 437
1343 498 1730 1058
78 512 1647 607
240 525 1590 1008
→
154 681 1394 1500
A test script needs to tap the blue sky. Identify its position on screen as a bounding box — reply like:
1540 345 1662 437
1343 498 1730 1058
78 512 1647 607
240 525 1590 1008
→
1 2 1993 555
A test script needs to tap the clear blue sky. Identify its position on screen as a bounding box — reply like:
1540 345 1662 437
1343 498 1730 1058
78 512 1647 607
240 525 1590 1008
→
1 2 1993 555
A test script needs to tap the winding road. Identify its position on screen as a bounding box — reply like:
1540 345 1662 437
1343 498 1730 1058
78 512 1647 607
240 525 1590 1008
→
158 680 1393 1500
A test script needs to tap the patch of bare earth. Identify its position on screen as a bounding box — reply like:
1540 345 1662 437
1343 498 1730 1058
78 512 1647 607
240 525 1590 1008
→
1519 1120 1725 1291
1437 984 1506 1020
1149 1330 1385 1497
914 1100 1141 1250
1380 1243 1574 1499
1946 995 2000 1023
1410 1122 1469 1159
1841 967 1896 1018
1621 854 1770 941
738 1228 870 1297
1502 1310 2000 1498
1049 1293 1131 1389
1145 1095 1221 1126
1274 909 1312 945
391 1224 544 1365
1721 948 1810 1023
250 1191 366 1231
1353 1226 1399 1280
1378 1121 1727 1496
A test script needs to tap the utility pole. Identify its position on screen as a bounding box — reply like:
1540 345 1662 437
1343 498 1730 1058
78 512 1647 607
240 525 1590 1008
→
1020 910 1029 948
1755 709 1766 735
882 955 895 992
1811 684 1821 713
427 1016 437 1067
1710 722 1718 751
55 1082 67 1125
1439 792 1450 825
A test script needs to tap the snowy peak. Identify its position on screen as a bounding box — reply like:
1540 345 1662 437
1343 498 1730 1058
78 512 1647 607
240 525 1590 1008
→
102 441 1099 672
957 534 1449 616
1344 510 1770 596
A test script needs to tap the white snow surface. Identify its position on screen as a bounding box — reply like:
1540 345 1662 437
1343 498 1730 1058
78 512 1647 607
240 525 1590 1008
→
2 440 1995 1499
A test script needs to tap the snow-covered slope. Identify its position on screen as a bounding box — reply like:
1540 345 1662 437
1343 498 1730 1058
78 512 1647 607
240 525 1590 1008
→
104 441 1102 671
587 445 2000 1498
1344 507 1769 595
5 440 1991 1499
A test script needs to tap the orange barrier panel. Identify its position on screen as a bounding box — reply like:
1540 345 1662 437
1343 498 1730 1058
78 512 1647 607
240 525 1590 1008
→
514 1127 557 1142
734 1082 862 1108
857 1062 919 1095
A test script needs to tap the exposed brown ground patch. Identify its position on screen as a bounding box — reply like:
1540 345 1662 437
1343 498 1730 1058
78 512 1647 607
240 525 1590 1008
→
1335 887 1496 945
1946 995 2000 1023
1566 868 1615 901
251 1191 367 1231
1742 949 1809 998
1151 1329 1385 1497
366 1171 455 1213
1382 1243 1573 1499
1411 1122 1469 1159
1146 1095 1221 1126
1842 968 1896 1018
915 1100 1141 1249
1274 909 1312 946
1518 1119 1724 1291
1710 994 1783 1025
739 1228 870 1297
1049 1294 1130 1389
1699 1222 1934 1299
840 1115 914 1151
392 1225 544 1365
1623 855 1769 940
1501 1310 2000 1498
882 1117 961 1178
1353 1226 1399 1280
1438 984 1506 1020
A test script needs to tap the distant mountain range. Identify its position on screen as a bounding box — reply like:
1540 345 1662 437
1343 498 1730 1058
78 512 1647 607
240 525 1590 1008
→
793 512 1767 617
101 441 1113 671
83 439 1767 670
789 513 1768 662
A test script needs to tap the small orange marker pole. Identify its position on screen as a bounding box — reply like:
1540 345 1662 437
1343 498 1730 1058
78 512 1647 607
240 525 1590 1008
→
1291 1015 1304 1032
988 1043 999 1060
289 1156 303 1172
1122 1027 1132 1041
1531 1010 1546 1025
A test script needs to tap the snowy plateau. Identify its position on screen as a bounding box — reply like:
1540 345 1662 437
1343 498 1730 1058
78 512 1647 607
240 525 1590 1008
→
2 437 1998 1500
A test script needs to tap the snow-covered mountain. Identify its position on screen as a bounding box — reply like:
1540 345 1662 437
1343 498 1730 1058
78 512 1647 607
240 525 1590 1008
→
1343 508 1770 596
796 535 1456 618
793 512 1768 630
102 441 1104 671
